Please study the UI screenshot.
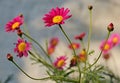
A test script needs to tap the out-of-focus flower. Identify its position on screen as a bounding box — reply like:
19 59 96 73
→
43 7 72 27
107 23 114 32
79 49 86 62
53 56 67 69
50 37 59 47
69 42 80 50
69 56 78 67
103 53 111 60
5 14 24 32
109 33 120 47
47 46 55 55
75 32 86 40
14 38 31 57
100 40 112 54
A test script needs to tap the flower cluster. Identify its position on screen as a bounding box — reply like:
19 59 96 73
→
5 6 120 83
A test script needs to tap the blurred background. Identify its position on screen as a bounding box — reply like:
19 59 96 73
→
0 0 120 83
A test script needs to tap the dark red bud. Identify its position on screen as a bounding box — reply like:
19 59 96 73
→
7 53 13 61
107 23 114 32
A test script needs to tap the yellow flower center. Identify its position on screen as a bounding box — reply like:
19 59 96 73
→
80 50 86 55
57 59 64 68
12 22 20 30
104 44 110 50
18 42 26 52
112 37 118 43
53 15 63 23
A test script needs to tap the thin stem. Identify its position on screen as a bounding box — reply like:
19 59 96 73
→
11 60 50 80
85 31 111 70
58 24 76 56
58 24 81 83
12 59 78 82
87 9 92 54
23 32 52 64
29 51 54 70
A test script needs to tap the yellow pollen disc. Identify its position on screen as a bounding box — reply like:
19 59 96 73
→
57 60 64 68
104 44 110 50
53 15 63 23
12 22 20 30
113 37 118 43
18 42 26 52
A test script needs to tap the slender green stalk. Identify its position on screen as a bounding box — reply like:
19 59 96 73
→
11 60 50 80
58 24 76 56
11 59 78 82
58 24 81 83
29 51 54 70
85 31 111 70
87 9 92 54
23 32 52 64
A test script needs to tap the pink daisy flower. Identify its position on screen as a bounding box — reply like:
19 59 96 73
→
43 7 72 27
109 33 120 47
69 42 80 50
5 14 24 32
53 56 67 69
47 46 55 55
75 32 86 40
50 37 59 47
100 40 112 54
14 38 31 57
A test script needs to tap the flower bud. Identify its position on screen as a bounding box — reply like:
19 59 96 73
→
88 5 93 10
107 23 114 32
17 29 23 37
7 53 13 61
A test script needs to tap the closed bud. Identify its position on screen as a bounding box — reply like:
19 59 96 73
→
7 53 13 61
107 23 114 32
88 5 93 10
17 29 23 37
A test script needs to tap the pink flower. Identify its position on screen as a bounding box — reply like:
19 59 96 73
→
14 38 31 57
43 7 72 27
53 56 67 69
50 37 59 47
109 33 120 47
47 46 55 55
5 14 24 32
100 40 112 54
69 42 80 50
75 32 86 40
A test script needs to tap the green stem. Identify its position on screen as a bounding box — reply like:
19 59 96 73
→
29 51 54 70
87 9 92 54
23 32 52 64
58 24 81 83
11 60 50 80
58 24 76 56
12 59 78 82
85 31 111 70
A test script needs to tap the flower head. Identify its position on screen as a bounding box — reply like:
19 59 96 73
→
79 49 87 62
47 46 55 55
43 7 72 27
50 37 59 47
7 53 13 61
107 23 114 32
69 56 78 67
69 42 80 50
14 38 31 57
100 40 112 54
109 33 120 47
75 32 86 40
54 56 67 69
5 14 24 32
